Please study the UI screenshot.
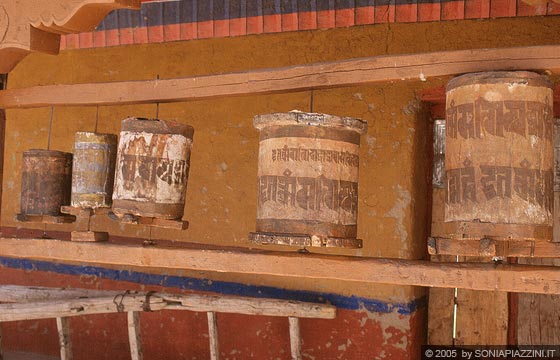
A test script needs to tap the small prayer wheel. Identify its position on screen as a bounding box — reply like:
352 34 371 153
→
445 71 553 240
20 149 72 216
71 132 117 209
249 111 367 248
112 118 194 220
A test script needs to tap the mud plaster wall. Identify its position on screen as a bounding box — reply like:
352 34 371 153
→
3 17 560 304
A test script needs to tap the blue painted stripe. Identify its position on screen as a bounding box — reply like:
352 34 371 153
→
0 256 425 315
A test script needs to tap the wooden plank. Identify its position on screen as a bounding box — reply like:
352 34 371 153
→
454 257 508 345
70 231 108 242
3 45 560 108
56 317 72 360
0 324 3 360
0 285 119 303
207 312 219 360
427 255 455 345
127 312 143 360
288 317 302 360
0 290 336 321
517 258 560 345
0 238 559 294
428 237 560 258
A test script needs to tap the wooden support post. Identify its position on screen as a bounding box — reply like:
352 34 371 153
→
0 323 3 360
288 317 302 360
56 317 72 360
207 312 219 360
127 312 143 360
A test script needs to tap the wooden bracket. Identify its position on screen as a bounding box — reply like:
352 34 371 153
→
108 211 189 230
0 0 140 73
60 206 109 242
15 213 76 224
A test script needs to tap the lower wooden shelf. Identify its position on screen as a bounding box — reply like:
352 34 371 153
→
0 237 558 295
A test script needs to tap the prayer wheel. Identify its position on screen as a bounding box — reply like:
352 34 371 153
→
71 132 117 209
445 71 553 240
20 149 72 216
249 111 368 248
112 118 194 220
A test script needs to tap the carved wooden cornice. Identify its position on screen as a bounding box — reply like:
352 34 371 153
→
0 0 140 73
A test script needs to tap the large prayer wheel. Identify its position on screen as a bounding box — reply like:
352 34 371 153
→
112 118 194 220
249 111 367 248
71 132 117 209
20 149 72 216
445 71 553 239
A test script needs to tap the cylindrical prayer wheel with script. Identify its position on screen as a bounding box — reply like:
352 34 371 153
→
71 132 118 209
20 149 73 216
112 118 194 220
249 111 368 248
445 71 553 240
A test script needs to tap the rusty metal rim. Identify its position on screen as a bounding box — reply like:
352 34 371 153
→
249 232 363 249
23 149 72 158
121 117 195 139
75 131 118 143
446 71 553 92
254 111 368 135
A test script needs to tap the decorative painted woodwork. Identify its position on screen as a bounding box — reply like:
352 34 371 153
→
0 0 140 73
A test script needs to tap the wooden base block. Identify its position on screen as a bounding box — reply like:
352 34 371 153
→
71 231 108 242
428 236 560 258
249 232 362 249
61 206 110 217
15 214 76 224
109 212 188 230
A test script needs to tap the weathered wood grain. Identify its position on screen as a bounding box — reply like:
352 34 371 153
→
2 45 560 108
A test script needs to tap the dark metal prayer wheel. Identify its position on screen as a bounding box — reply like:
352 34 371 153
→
20 149 72 216
112 118 194 220
249 111 368 248
445 71 553 240
71 132 117 209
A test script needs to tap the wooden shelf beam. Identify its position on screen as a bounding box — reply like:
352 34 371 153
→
0 238 558 295
2 45 560 109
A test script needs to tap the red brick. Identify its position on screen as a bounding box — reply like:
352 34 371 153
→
229 17 247 36
197 20 214 39
119 28 134 45
374 4 395 23
59 35 67 50
65 34 79 49
247 15 264 34
148 24 164 43
281 13 299 31
418 2 441 21
317 9 336 28
180 22 197 41
547 1 560 15
132 26 149 44
105 29 120 47
441 0 465 20
263 14 282 33
355 6 375 24
298 11 318 30
93 31 106 48
490 0 517 17
163 24 181 42
395 3 418 22
214 19 230 37
517 0 546 16
335 7 355 27
465 0 491 18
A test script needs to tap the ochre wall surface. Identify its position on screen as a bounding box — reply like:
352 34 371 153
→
1 16 560 359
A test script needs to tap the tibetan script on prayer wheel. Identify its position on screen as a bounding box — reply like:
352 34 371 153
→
445 71 554 228
112 118 194 220
250 111 367 248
